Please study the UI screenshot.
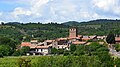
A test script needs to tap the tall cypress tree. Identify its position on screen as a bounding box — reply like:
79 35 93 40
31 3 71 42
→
106 32 115 44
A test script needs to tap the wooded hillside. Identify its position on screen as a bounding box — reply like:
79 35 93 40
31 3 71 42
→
1 19 120 43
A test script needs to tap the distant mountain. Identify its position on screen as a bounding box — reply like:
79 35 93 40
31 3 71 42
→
62 21 80 26
5 22 21 25
62 19 120 26
87 19 120 23
61 19 120 35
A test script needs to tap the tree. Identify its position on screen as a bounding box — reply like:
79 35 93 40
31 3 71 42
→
12 50 21 56
70 44 76 52
20 46 30 55
106 33 115 44
1 22 4 25
0 53 3 58
73 45 85 56
0 36 17 49
51 48 58 55
0 45 11 56
113 44 120 52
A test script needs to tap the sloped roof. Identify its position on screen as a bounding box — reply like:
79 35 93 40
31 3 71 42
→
36 46 49 49
57 38 68 41
21 42 31 47
72 41 86 45
30 46 49 49
45 40 53 42
115 37 120 41
82 38 91 41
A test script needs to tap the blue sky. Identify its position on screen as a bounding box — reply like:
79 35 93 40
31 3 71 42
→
0 0 120 23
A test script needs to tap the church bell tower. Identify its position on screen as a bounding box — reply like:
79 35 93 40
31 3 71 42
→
69 28 77 38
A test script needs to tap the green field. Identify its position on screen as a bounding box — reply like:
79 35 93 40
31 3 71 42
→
0 55 118 67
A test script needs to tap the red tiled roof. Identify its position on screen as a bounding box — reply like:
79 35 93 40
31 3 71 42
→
57 38 68 41
30 46 49 49
82 38 91 41
68 37 80 39
21 42 31 47
45 40 53 42
30 46 36 48
72 41 86 45
115 37 120 41
36 46 49 49
68 37 77 39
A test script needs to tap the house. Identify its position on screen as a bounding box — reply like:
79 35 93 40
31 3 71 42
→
82 38 91 41
21 42 51 55
29 46 51 55
52 38 70 50
115 37 120 44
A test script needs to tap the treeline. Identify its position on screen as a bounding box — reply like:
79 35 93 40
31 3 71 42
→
0 22 69 43
1 19 120 43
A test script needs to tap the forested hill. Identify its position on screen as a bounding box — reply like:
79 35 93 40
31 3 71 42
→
62 19 120 35
63 19 120 25
1 19 120 43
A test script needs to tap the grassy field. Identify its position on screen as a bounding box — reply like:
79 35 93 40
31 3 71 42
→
0 57 18 67
0 56 41 67
1 55 119 67
0 56 103 67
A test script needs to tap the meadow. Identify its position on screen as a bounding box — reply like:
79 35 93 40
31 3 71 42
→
0 55 117 67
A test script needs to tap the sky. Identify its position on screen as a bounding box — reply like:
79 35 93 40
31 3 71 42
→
0 0 120 23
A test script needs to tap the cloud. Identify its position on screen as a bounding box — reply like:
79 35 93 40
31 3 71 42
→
0 0 120 23
93 0 120 15
12 7 31 18
0 12 2 16
93 0 113 11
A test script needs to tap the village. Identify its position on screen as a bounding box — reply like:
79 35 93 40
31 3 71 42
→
21 28 120 55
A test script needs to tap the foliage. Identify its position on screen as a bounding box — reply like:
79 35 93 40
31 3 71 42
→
12 50 21 56
114 44 120 52
20 46 30 55
63 51 71 56
0 45 12 56
70 44 76 52
0 53 3 58
2 19 120 43
12 46 30 56
17 58 31 67
51 48 58 55
106 33 115 44
0 36 17 49
0 36 18 56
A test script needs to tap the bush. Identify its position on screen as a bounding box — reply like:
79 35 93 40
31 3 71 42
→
0 53 3 58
